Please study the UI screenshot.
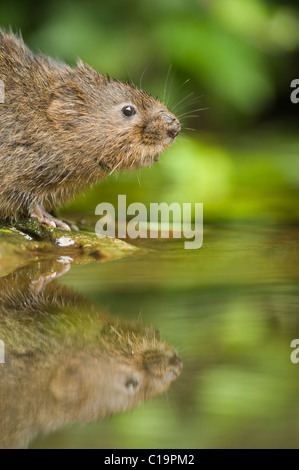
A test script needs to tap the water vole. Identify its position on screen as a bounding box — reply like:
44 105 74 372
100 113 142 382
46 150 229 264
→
0 30 180 230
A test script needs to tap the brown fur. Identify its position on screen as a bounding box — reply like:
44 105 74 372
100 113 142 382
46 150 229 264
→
0 30 180 228
0 260 182 449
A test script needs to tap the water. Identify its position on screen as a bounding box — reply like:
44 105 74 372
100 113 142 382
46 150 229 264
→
1 224 299 449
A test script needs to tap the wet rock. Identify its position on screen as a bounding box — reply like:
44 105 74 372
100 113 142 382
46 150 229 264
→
0 218 139 277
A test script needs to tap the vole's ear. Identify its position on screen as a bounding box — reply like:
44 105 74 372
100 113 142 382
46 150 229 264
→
77 59 95 74
47 83 87 127
77 59 107 84
49 357 89 408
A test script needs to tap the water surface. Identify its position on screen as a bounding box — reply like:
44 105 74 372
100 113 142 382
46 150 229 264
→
1 225 298 448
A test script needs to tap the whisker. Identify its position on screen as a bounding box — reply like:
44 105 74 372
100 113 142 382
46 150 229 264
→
136 171 142 187
176 135 188 143
126 68 136 88
166 70 175 107
173 100 202 116
178 78 190 90
180 115 199 119
163 64 172 105
139 63 150 90
138 308 143 321
178 107 209 119
179 107 209 115
171 93 204 114
171 92 194 112
109 159 122 175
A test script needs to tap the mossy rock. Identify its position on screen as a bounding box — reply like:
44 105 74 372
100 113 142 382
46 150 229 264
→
0 218 139 277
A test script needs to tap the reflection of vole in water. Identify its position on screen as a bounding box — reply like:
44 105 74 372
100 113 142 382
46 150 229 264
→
0 31 180 230
0 261 182 449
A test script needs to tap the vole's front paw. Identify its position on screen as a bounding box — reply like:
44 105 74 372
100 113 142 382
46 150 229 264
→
31 263 71 292
30 204 71 231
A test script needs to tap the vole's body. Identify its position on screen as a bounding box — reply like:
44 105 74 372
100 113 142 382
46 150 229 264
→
0 31 180 230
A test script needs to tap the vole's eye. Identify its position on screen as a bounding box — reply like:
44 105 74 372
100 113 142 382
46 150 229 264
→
122 105 136 117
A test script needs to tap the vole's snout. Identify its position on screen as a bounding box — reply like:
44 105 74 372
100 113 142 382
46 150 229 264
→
168 125 180 139
163 114 181 139
168 353 182 369
143 349 182 381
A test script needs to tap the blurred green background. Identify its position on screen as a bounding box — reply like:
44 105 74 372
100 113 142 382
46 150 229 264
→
2 0 299 224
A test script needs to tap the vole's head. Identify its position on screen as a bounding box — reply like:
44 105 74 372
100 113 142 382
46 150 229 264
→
47 61 181 174
95 79 181 170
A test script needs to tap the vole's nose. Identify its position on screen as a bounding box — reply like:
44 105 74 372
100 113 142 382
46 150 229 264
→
168 353 182 369
143 350 182 379
159 111 181 139
167 120 181 139
168 128 179 138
